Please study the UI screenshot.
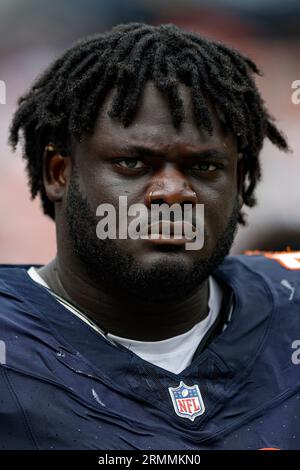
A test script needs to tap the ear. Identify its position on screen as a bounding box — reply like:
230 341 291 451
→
42 143 72 203
237 152 244 210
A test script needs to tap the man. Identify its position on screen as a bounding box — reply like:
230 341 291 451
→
0 22 299 450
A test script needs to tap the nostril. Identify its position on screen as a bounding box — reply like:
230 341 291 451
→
150 198 165 206
147 190 197 207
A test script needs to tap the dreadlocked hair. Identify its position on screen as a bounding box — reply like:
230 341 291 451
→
9 22 289 223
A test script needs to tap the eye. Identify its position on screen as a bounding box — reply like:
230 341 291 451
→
117 159 146 170
191 162 218 172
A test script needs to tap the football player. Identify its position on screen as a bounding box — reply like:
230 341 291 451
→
0 23 298 450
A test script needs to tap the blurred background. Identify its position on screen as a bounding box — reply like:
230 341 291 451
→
0 0 299 264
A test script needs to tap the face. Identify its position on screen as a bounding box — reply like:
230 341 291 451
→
48 81 243 302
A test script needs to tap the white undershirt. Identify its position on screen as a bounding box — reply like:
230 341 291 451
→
27 267 223 374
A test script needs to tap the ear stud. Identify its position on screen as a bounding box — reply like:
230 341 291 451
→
45 143 55 152
148 191 153 205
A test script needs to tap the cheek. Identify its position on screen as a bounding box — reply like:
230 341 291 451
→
82 164 146 210
75 166 116 209
201 181 238 234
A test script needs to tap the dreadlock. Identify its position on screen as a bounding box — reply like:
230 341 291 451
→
9 22 289 223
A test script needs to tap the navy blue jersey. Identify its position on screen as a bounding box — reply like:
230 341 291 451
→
0 254 300 450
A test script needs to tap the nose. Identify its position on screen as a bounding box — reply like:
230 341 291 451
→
145 168 197 208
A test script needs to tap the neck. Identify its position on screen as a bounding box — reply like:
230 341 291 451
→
38 256 210 341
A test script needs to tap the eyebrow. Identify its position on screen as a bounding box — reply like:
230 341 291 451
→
116 145 229 160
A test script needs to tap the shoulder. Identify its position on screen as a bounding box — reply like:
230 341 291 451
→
0 264 30 303
0 264 35 308
220 251 300 288
236 250 300 277
0 264 44 338
216 252 300 336
0 264 42 294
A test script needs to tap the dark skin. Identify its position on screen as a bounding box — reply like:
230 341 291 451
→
39 82 244 341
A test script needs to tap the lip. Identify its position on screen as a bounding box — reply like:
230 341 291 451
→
141 220 196 245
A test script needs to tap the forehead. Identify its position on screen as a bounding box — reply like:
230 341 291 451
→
88 81 233 151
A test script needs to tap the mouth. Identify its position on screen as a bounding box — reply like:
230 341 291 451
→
141 220 196 246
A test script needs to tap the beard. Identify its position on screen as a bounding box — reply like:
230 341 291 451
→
65 170 239 303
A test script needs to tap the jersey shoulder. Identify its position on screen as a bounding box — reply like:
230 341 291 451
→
218 251 300 314
0 264 48 346
236 250 300 284
0 264 38 315
222 252 300 331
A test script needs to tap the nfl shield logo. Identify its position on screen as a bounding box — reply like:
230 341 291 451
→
168 381 205 421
